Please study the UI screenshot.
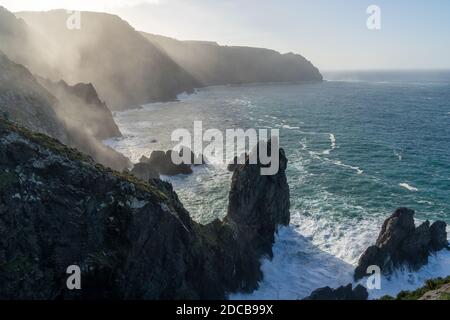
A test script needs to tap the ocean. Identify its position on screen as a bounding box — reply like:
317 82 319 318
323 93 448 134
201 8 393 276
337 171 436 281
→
105 71 450 299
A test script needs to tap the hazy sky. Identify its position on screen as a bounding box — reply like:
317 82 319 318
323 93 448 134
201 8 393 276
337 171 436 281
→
1 0 450 70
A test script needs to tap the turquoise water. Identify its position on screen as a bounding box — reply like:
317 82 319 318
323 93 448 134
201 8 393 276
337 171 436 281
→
107 71 450 299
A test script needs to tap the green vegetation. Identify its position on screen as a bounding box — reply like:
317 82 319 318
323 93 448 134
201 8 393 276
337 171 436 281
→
379 276 450 300
439 293 450 300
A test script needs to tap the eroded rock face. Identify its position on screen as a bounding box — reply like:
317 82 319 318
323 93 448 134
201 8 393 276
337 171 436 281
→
0 120 291 299
304 284 368 300
354 208 448 280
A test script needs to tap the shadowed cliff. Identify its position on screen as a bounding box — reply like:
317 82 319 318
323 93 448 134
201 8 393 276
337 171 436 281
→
142 32 323 86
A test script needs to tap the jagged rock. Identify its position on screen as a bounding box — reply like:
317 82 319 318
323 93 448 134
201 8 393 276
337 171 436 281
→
354 208 448 280
140 150 193 176
227 140 290 258
430 221 448 251
0 119 291 299
38 79 122 140
304 284 368 300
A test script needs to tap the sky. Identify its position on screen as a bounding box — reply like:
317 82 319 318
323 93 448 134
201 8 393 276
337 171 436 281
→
1 0 450 70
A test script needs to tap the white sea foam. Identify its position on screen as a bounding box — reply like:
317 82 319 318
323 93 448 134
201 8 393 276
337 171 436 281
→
322 133 337 155
366 249 450 299
282 125 301 130
231 208 450 300
399 183 419 192
325 158 364 175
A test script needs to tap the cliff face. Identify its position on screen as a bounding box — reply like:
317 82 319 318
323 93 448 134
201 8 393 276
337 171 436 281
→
38 79 122 141
0 120 290 299
16 10 199 110
0 50 129 170
0 51 67 140
142 32 323 86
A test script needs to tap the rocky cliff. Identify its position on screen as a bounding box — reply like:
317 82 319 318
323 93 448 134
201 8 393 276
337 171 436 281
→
0 120 290 299
7 8 322 110
0 50 129 170
37 79 122 141
142 32 323 87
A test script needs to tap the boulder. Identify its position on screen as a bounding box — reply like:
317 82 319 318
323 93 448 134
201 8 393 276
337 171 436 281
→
142 150 193 176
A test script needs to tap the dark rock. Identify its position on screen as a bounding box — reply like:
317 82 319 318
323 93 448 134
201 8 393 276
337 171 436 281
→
430 221 448 251
304 284 368 300
227 140 290 258
0 119 291 299
354 208 448 280
142 150 193 176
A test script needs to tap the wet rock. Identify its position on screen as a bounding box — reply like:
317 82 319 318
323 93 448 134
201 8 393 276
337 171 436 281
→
354 208 448 280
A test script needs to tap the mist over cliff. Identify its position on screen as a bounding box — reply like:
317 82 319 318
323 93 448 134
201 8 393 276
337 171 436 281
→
11 9 321 111
16 10 200 110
